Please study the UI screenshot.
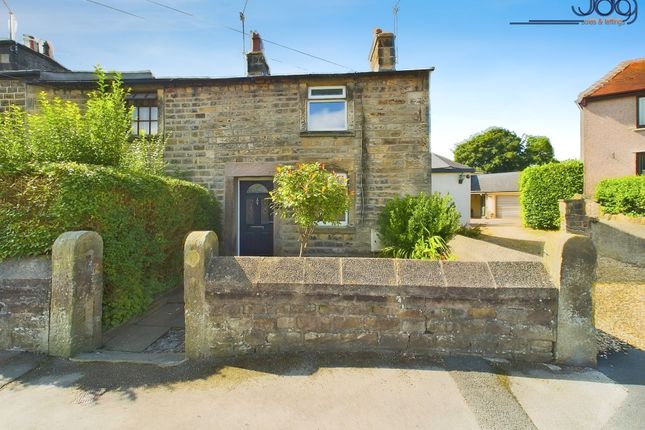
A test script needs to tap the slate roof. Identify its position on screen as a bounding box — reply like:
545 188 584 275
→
471 171 521 193
578 58 645 105
431 153 475 173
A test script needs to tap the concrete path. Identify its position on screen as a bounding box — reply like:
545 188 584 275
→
102 288 185 353
450 235 539 262
0 350 642 430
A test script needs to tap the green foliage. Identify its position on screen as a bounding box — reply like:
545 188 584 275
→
453 127 556 173
270 162 350 256
0 105 29 168
0 162 221 327
122 132 167 175
595 176 645 216
520 160 583 230
0 66 166 173
377 193 461 260
524 135 555 166
83 67 133 166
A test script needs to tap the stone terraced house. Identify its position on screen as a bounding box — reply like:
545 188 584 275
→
0 30 433 257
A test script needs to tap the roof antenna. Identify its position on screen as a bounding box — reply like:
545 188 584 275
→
2 0 15 40
240 0 250 73
392 0 400 64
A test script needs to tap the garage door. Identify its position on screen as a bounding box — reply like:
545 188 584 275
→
496 195 520 218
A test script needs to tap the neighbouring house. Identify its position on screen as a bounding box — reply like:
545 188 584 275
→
0 29 432 257
577 58 645 196
470 172 521 220
430 153 474 224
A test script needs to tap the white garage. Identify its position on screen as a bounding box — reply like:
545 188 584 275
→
496 194 521 219
471 172 522 221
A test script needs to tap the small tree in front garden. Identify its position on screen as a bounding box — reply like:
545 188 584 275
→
270 162 350 257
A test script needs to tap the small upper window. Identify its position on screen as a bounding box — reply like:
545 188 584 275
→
307 86 347 131
129 93 158 135
638 96 645 128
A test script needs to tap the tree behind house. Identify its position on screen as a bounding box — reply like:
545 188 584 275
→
453 127 556 173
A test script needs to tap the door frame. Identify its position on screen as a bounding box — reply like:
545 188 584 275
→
236 177 274 256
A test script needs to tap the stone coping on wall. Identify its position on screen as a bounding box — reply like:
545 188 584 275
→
205 257 556 298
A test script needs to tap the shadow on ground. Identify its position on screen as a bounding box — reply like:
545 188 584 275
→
477 234 544 256
2 344 643 403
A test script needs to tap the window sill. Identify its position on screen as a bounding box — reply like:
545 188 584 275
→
634 127 645 132
300 130 355 138
313 225 355 234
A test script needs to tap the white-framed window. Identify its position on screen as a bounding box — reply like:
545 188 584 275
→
307 86 347 131
638 96 645 128
317 172 349 227
129 93 159 135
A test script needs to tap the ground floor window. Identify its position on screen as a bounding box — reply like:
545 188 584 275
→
317 172 349 227
637 152 645 175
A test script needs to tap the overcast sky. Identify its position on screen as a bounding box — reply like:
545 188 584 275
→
7 0 645 160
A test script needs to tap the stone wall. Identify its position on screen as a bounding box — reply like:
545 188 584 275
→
186 231 598 365
560 198 644 267
184 232 591 363
164 71 431 256
0 79 27 110
0 257 52 352
0 231 104 356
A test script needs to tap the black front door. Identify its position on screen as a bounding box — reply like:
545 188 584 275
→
239 180 274 256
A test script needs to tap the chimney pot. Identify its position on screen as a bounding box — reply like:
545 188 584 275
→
251 31 263 52
247 32 270 77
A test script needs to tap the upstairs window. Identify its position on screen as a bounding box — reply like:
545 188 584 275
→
129 93 158 135
638 96 645 128
307 86 347 131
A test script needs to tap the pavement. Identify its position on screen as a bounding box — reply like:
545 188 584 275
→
0 349 643 430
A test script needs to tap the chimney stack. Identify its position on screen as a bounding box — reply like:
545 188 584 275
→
368 28 395 72
247 32 270 77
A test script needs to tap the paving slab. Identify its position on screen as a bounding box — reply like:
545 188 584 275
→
103 325 170 353
0 352 44 389
72 351 186 367
508 367 629 430
137 303 184 327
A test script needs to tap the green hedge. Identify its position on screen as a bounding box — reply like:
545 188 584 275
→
595 176 645 216
0 162 221 327
520 160 583 230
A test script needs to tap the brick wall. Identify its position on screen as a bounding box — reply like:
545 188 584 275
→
0 257 52 352
187 256 558 362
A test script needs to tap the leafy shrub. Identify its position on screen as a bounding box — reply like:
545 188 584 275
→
270 162 350 256
0 162 221 327
122 133 167 176
0 67 166 173
520 160 583 230
377 193 461 259
595 176 645 216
